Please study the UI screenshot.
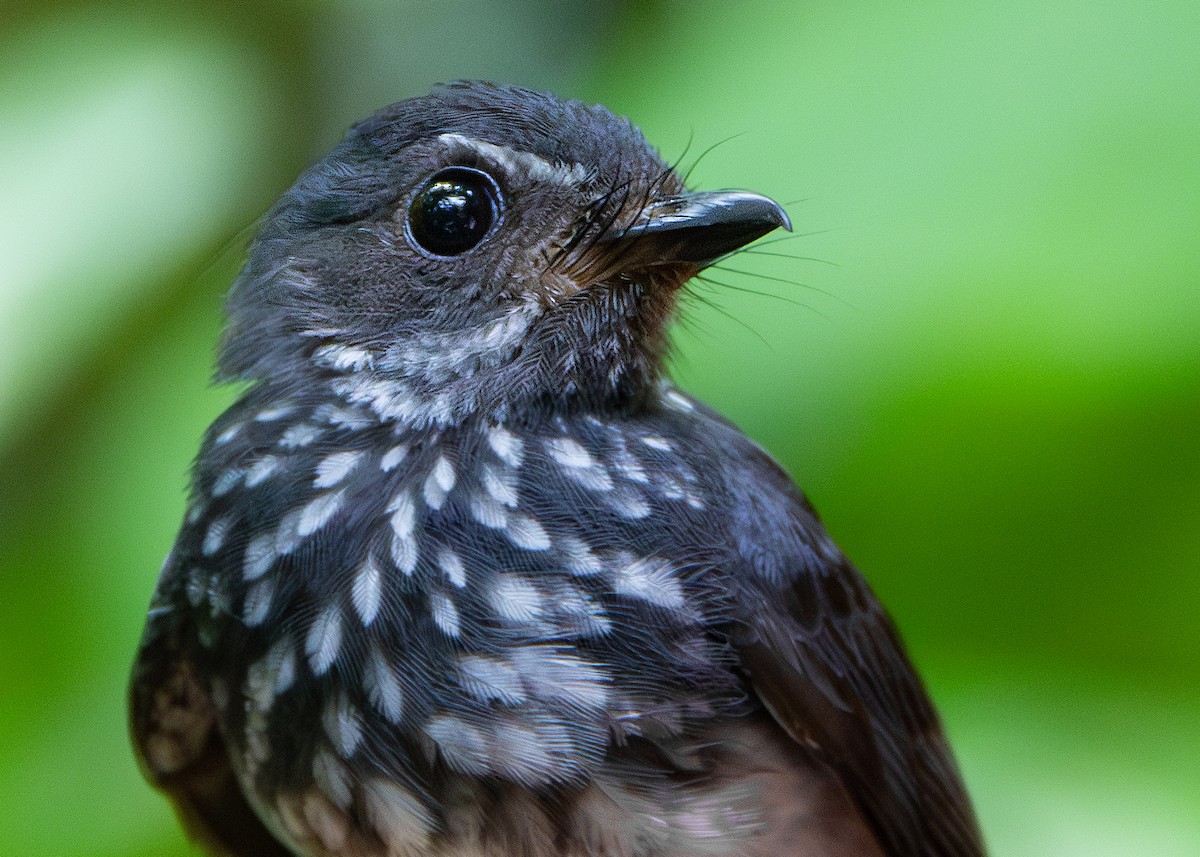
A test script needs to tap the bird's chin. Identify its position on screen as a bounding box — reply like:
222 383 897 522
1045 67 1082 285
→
535 262 698 308
616 264 701 302
533 271 588 305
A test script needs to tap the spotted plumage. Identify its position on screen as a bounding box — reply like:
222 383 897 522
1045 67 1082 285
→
130 81 984 857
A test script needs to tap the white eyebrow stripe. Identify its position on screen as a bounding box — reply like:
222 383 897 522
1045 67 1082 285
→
437 133 590 185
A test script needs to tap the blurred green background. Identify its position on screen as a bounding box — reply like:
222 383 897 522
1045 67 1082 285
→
1 1 1197 854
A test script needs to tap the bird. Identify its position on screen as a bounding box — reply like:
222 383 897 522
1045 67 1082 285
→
129 80 985 857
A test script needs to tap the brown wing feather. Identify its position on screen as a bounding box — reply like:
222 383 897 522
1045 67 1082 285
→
720 440 985 857
736 559 984 857
129 618 291 857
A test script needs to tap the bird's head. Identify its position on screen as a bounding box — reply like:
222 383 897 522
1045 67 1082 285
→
221 81 789 427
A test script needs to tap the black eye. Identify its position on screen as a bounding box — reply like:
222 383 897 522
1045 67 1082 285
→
406 167 501 256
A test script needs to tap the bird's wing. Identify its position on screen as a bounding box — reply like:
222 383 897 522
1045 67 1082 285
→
129 597 291 857
718 439 986 857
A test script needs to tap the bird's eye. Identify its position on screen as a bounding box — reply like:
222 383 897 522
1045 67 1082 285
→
406 167 501 256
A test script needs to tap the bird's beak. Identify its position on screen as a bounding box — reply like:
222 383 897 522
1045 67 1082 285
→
609 190 791 269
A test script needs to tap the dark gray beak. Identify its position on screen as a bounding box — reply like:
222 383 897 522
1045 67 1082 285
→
612 190 791 267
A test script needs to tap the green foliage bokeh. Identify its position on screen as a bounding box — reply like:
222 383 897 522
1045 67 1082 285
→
0 2 1196 855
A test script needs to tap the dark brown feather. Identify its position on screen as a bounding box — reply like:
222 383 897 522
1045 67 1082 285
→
712 432 985 857
129 628 291 857
735 556 985 857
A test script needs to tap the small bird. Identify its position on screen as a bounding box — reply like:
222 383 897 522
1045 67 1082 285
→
130 81 984 857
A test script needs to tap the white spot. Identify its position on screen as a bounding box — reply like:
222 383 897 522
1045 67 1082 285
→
489 714 574 784
314 451 363 488
422 455 456 510
547 437 614 492
215 424 241 445
569 465 614 492
610 487 652 520
376 304 535 401
297 490 345 537
299 326 347 338
312 748 353 810
245 455 282 487
202 516 232 556
506 514 550 551
333 376 428 426
459 655 526 705
480 463 518 508
640 435 674 452
245 644 284 714
388 491 415 536
560 535 603 576
211 468 243 497
391 536 418 575
380 443 409 472
469 493 508 530
185 504 204 525
306 604 342 675
512 646 610 711
323 691 363 757
546 437 594 469
430 593 461 637
552 582 612 636
273 638 297 695
488 574 543 622
315 343 374 372
274 509 304 555
487 426 524 467
610 442 649 484
388 491 418 574
242 578 275 626
612 555 687 611
662 387 695 412
244 639 293 756
437 547 466 588
365 645 404 723
362 780 434 853
243 649 279 775
317 403 375 430
659 476 685 500
425 715 490 775
255 405 295 422
480 310 530 347
432 458 457 494
351 555 383 626
281 423 322 449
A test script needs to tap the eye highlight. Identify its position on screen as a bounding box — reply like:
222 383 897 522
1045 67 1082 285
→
406 167 501 256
